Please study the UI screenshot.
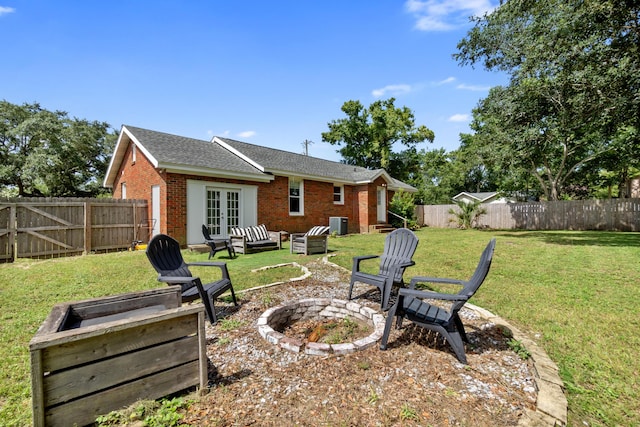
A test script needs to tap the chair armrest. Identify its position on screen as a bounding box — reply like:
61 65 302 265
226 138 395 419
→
398 287 469 302
157 275 196 284
188 261 227 267
268 230 282 248
306 234 328 240
409 276 466 289
187 261 231 280
352 254 379 271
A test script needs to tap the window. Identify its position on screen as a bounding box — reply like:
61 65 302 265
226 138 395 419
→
131 145 136 164
289 178 304 215
333 185 344 204
121 182 126 199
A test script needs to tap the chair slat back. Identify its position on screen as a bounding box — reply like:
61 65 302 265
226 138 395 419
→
146 234 193 282
378 228 419 281
202 224 213 240
451 238 496 313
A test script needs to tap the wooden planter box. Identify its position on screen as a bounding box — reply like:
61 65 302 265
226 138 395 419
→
29 287 207 427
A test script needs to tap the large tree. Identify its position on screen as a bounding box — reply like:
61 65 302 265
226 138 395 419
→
321 98 434 178
455 0 640 200
0 100 116 197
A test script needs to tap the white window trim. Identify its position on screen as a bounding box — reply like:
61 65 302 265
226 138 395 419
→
121 182 127 199
289 177 304 216
333 184 344 205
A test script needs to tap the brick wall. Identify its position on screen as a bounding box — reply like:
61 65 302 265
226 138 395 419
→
113 140 386 244
112 142 166 235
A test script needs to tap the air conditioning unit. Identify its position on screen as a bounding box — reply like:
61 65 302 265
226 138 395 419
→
329 217 348 235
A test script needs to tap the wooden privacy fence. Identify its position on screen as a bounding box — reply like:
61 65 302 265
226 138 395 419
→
0 198 149 262
417 198 640 231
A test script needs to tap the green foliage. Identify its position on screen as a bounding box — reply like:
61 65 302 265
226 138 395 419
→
144 398 189 427
218 318 245 331
507 339 532 360
366 386 379 404
321 98 434 177
455 0 640 200
95 398 190 427
399 403 419 421
447 200 487 229
389 190 417 228
0 100 117 197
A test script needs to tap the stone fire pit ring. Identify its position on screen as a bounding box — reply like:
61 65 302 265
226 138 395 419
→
257 298 385 356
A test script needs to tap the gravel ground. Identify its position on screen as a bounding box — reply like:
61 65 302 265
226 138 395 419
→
183 259 537 426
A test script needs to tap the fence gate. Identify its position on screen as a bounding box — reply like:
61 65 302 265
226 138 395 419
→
16 202 85 258
0 205 14 261
0 198 148 262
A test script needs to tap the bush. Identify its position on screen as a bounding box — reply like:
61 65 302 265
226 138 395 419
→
389 190 418 229
448 200 487 229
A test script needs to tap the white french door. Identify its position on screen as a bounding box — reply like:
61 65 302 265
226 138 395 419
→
206 188 241 237
377 187 386 223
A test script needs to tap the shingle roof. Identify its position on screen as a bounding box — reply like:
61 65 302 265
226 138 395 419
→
105 125 416 191
216 137 383 183
125 126 265 177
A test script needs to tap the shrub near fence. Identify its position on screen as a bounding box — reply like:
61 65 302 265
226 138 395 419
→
417 198 640 231
0 198 149 262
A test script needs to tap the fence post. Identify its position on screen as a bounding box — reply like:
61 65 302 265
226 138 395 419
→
10 204 16 262
84 202 92 254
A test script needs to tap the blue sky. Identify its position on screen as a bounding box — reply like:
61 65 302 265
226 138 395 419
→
0 1 505 162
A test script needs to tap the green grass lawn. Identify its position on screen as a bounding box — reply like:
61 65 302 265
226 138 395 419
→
1 229 638 426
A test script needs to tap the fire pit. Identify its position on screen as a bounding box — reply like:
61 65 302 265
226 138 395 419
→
257 298 385 355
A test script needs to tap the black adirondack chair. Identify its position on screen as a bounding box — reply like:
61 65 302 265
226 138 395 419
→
202 224 235 259
348 228 419 310
380 238 496 364
146 234 237 324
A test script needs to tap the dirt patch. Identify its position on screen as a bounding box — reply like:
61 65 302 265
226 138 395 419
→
183 260 537 426
283 317 373 344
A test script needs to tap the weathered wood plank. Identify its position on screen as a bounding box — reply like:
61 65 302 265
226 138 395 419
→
36 310 200 372
43 360 201 427
43 335 199 406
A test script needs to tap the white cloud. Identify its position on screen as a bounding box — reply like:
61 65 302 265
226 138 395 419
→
0 6 15 16
448 114 469 122
437 76 456 85
404 0 496 32
456 83 491 91
237 130 256 138
372 84 412 98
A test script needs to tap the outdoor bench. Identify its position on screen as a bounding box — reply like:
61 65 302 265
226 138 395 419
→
230 224 282 254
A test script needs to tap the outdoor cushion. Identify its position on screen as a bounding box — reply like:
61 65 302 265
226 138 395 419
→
306 225 330 236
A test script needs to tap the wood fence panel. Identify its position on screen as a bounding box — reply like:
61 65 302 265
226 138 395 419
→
418 199 640 231
0 205 13 261
0 198 148 261
16 202 85 258
89 202 141 252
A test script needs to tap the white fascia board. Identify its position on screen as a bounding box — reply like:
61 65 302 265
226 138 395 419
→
268 169 353 185
453 191 475 200
162 164 274 182
127 127 158 168
103 125 160 188
212 136 265 172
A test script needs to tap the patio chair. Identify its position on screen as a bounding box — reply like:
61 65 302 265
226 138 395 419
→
380 238 496 364
290 225 330 255
347 228 419 310
146 234 237 324
202 224 235 259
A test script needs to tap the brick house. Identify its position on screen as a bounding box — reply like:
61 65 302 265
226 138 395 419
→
103 125 416 245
